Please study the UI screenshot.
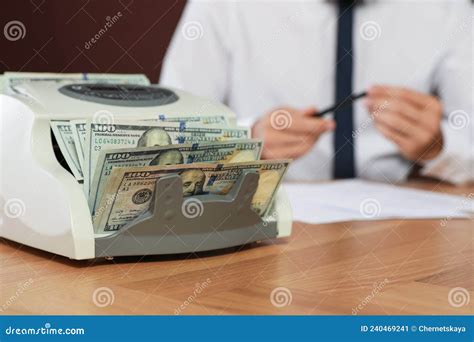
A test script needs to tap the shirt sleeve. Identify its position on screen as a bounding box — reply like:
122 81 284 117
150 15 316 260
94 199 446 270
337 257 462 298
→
421 3 473 184
160 0 231 104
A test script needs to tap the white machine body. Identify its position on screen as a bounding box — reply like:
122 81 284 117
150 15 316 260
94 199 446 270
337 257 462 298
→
0 82 292 260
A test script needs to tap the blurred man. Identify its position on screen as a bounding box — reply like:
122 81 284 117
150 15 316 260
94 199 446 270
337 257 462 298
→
161 0 472 184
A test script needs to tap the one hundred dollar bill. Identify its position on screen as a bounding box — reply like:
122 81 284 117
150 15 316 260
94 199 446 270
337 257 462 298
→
50 120 83 180
83 121 250 197
3 72 150 95
89 139 263 213
69 116 228 172
93 160 290 233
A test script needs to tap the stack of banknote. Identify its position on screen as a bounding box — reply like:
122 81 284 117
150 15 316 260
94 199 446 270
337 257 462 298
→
3 72 290 234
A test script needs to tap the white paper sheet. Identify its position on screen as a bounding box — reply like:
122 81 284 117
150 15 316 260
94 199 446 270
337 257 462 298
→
283 180 474 224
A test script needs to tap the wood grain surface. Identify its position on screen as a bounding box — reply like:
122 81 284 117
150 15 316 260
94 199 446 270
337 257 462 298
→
1 181 472 315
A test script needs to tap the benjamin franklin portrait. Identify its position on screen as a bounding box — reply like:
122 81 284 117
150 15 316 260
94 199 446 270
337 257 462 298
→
179 169 205 196
149 150 184 166
137 128 172 147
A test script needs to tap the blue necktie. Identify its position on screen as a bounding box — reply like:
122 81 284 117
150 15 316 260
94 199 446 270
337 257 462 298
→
334 0 356 179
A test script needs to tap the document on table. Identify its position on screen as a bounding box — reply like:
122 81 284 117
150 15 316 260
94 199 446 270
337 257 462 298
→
283 180 474 224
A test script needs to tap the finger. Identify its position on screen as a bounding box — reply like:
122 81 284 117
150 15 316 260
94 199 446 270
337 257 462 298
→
263 142 314 159
374 121 408 148
265 130 321 148
368 85 434 108
264 130 313 147
266 108 309 133
264 128 318 146
287 116 335 134
365 98 420 123
268 106 332 133
301 106 318 117
295 121 335 144
373 110 419 137
376 121 432 161
265 121 334 149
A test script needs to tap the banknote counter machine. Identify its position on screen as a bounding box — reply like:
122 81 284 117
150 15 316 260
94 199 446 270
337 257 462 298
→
0 82 292 260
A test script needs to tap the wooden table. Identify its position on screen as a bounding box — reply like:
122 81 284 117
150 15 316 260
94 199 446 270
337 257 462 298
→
1 181 472 315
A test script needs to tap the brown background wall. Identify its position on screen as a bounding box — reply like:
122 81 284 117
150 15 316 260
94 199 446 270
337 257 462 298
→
1 0 186 83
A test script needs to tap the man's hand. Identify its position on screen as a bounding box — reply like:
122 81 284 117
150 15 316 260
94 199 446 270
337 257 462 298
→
366 85 444 162
252 106 335 159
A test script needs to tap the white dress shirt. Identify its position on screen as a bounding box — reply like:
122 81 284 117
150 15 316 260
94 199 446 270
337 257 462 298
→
161 0 473 184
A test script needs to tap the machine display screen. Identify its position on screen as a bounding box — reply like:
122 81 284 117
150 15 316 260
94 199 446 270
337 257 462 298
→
58 83 179 107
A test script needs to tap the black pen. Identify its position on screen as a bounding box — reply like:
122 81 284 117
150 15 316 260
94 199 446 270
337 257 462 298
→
313 91 368 117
